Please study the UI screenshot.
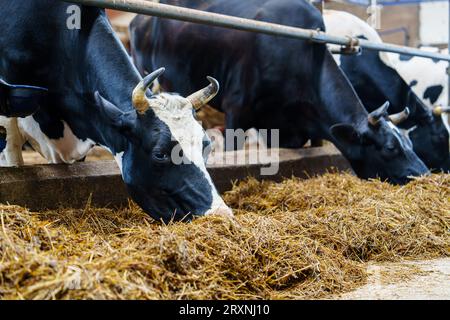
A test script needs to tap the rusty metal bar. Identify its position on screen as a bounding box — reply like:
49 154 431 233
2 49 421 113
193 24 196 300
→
65 0 450 62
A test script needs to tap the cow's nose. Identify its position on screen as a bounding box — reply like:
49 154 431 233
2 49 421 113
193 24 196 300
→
205 203 234 218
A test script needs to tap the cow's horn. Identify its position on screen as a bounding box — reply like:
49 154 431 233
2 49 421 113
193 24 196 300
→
187 77 220 111
132 67 165 114
388 107 410 125
433 106 450 116
368 101 390 127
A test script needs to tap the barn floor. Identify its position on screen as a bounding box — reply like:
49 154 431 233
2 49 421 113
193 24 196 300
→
8 147 450 300
335 258 450 300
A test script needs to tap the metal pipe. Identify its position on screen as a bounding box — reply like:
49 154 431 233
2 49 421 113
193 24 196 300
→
345 0 448 6
65 0 450 62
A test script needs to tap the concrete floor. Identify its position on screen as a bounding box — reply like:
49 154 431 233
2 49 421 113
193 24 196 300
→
335 258 450 300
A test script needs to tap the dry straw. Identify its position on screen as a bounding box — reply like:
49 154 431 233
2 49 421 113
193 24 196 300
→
0 173 448 299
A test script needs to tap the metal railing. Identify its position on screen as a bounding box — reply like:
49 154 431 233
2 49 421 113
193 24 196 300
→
65 0 450 62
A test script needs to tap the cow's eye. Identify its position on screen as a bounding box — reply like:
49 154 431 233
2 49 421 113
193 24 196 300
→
386 144 396 151
152 151 170 164
382 144 398 159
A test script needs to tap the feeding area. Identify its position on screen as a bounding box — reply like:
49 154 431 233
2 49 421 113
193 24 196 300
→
1 0 450 302
0 173 448 299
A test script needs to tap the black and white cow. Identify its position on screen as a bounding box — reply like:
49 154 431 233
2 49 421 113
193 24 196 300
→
387 47 449 131
130 0 429 184
0 1 232 222
323 10 450 172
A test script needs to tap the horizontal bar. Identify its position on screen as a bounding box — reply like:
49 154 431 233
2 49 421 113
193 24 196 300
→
344 0 448 6
65 0 450 62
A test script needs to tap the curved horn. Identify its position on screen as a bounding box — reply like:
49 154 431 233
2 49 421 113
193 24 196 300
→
132 67 165 114
433 106 450 116
389 107 410 125
187 76 220 111
368 101 390 127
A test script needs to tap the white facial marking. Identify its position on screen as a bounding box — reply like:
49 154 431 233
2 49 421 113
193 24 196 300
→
404 125 418 138
114 151 124 173
100 145 124 174
388 121 413 150
148 93 231 215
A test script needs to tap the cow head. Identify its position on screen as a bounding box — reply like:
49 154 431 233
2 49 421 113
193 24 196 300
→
407 106 450 173
95 68 232 222
331 102 429 184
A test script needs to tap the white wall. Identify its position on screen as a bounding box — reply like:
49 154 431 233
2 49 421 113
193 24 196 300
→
419 1 449 46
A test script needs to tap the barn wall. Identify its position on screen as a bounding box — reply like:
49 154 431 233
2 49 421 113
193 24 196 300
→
325 2 421 46
419 1 449 46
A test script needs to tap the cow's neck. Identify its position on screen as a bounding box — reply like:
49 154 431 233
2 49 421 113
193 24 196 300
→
405 93 433 126
70 9 142 155
341 52 430 129
346 52 406 110
83 13 141 112
315 50 369 135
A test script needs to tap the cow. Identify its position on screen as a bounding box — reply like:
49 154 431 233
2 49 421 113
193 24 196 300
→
129 0 429 184
387 47 449 134
323 10 450 172
0 79 47 166
0 1 232 222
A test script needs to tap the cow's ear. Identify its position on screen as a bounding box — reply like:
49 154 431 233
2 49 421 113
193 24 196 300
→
94 92 135 130
330 124 362 146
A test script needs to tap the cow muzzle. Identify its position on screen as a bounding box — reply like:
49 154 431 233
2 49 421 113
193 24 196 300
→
205 203 234 218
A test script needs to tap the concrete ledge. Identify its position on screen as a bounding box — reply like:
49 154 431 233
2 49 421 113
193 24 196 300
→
209 145 351 192
0 161 128 211
0 146 351 211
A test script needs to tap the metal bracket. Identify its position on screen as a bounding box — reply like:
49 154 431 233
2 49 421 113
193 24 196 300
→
329 45 362 56
309 28 327 44
329 36 362 56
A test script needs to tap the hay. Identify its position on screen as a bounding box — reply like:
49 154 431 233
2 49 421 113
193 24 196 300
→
0 173 448 300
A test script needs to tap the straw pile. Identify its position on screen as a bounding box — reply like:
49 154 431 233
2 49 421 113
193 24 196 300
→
0 173 448 300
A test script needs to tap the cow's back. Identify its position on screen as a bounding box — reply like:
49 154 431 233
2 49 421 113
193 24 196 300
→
1 1 58 84
131 0 324 123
